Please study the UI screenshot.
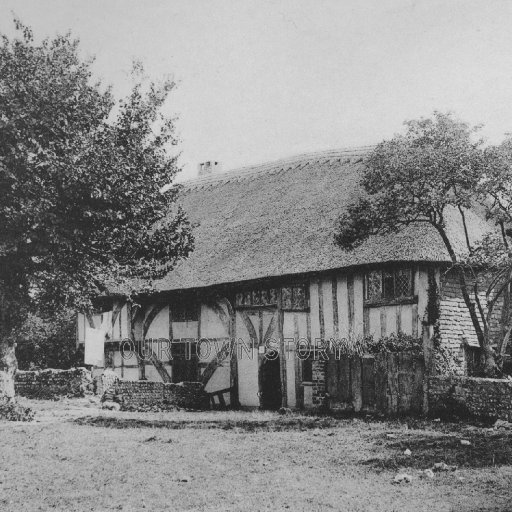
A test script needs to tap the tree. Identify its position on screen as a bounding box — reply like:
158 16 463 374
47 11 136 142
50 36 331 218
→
0 21 194 399
334 111 512 377
14 312 81 370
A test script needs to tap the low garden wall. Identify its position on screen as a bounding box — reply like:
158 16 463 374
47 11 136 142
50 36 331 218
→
428 375 512 421
15 368 93 399
108 380 209 411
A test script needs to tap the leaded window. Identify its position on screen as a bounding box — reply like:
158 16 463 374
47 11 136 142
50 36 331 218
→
235 288 279 308
235 285 308 310
365 269 413 301
281 284 309 311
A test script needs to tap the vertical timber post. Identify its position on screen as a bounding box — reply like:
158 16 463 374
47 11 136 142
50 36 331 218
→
422 324 435 414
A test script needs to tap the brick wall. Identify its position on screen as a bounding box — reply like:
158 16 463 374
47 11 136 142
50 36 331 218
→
15 368 93 399
109 380 208 410
438 269 504 375
312 358 327 407
428 375 512 421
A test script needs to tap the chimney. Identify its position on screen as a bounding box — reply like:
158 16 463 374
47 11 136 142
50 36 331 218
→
198 160 221 177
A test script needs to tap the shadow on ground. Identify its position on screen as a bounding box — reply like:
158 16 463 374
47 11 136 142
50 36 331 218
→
73 414 347 431
363 430 512 470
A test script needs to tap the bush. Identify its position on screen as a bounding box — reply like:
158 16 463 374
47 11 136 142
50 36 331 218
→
13 312 83 370
0 401 35 422
332 332 423 357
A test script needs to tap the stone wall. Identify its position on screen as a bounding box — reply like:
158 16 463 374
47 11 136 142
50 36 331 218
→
15 368 93 399
109 380 209 410
428 375 512 421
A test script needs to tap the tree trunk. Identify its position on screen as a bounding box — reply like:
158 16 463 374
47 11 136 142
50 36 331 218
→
482 344 498 377
435 224 498 376
0 338 17 401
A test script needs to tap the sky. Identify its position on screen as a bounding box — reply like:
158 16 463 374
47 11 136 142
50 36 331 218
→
2 0 512 181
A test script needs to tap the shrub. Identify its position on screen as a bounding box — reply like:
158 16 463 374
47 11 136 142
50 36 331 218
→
0 401 35 422
332 332 422 357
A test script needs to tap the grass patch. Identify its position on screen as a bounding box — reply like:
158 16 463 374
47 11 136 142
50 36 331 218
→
3 399 512 511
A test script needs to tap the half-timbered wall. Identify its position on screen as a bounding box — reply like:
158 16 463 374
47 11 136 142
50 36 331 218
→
199 302 231 405
308 267 430 406
78 265 434 409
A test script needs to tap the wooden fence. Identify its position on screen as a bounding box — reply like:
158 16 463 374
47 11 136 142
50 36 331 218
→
326 352 425 415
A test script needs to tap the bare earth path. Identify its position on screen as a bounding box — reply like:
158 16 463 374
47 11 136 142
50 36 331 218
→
0 398 510 511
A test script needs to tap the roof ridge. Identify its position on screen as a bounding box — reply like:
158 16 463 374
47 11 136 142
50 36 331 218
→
178 145 375 190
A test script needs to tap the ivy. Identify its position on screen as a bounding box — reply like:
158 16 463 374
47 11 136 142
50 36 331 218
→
333 332 423 357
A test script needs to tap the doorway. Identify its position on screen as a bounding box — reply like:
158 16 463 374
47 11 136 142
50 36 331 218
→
259 355 282 410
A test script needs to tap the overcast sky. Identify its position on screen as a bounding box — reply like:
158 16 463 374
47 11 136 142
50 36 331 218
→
2 0 512 180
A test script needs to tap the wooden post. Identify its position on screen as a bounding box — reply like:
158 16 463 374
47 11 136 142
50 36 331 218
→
277 292 287 408
387 353 398 415
332 277 339 341
350 356 363 411
293 313 304 409
422 324 434 414
347 275 355 335
361 355 376 411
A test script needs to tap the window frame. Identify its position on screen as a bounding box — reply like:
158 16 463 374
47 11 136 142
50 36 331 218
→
363 267 417 307
234 284 309 311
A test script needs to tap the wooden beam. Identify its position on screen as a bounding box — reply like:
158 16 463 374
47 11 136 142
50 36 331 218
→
240 310 258 348
143 303 166 339
263 315 276 346
396 304 402 334
111 302 123 339
411 303 419 337
332 277 339 340
129 303 146 381
350 356 362 411
318 280 325 341
293 313 303 409
206 298 230 331
145 346 172 383
142 303 171 382
380 307 387 338
278 308 287 408
211 297 239 409
363 307 370 337
347 275 355 335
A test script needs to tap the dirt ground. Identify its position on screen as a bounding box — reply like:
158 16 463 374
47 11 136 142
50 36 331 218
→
0 399 510 512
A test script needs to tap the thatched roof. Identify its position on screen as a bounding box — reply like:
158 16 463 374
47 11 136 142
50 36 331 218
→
153 147 489 292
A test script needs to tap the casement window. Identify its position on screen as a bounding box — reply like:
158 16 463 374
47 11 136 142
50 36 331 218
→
235 288 279 307
364 268 414 303
281 284 309 311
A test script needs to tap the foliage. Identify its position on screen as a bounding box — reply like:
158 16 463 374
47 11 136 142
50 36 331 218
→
13 312 81 370
0 401 35 422
334 111 512 376
334 111 484 251
332 332 422 357
433 344 462 376
0 21 194 354
367 333 423 355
